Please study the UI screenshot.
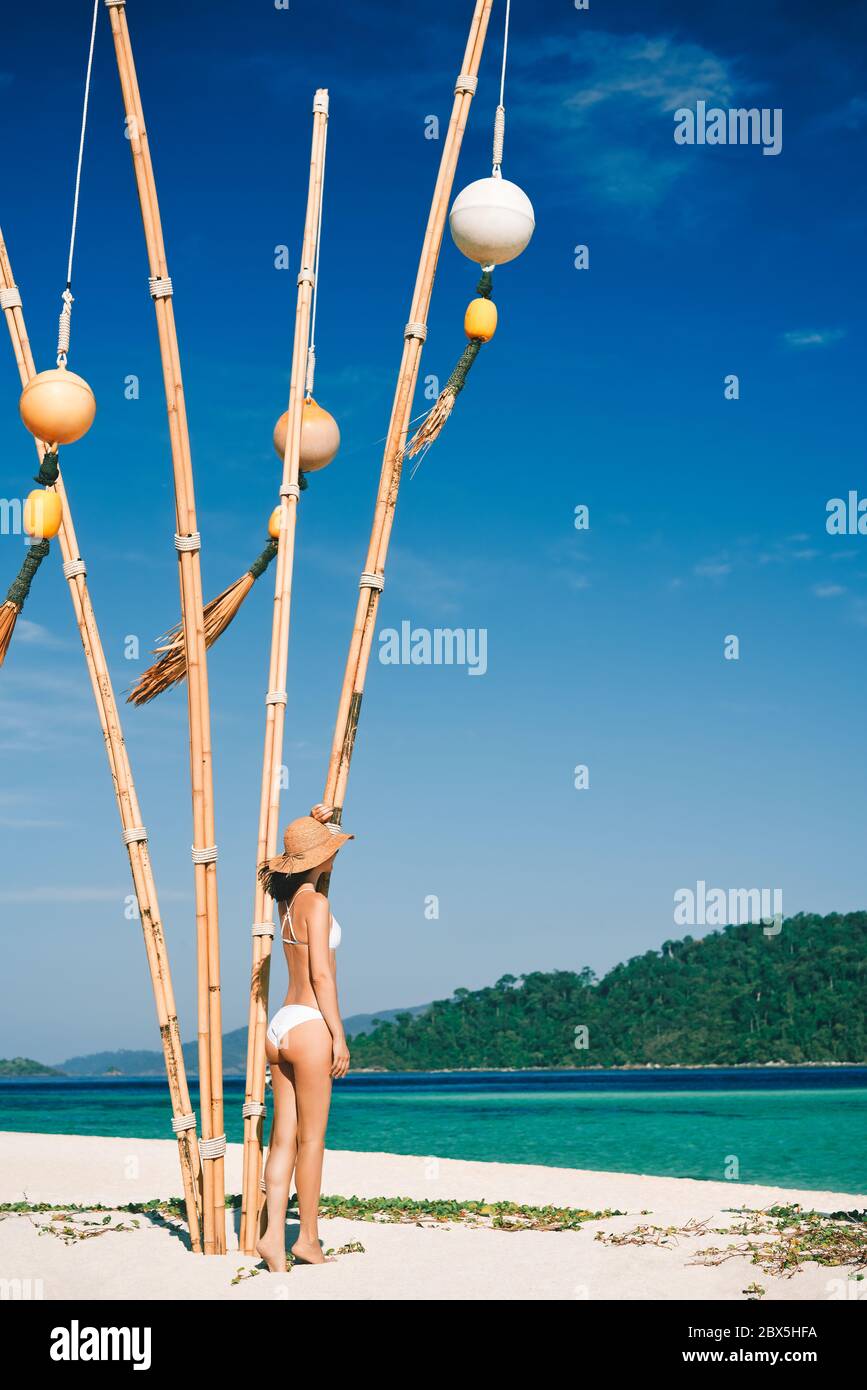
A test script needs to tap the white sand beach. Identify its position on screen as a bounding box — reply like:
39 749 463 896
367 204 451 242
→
1 1131 864 1301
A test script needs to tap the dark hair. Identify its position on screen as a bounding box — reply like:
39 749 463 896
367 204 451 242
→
258 866 321 904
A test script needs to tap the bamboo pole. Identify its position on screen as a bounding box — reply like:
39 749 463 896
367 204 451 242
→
323 0 492 822
238 0 493 1247
0 227 203 1252
238 93 329 1257
105 0 225 1253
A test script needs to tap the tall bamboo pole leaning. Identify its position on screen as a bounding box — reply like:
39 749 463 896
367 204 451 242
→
0 227 203 1252
324 0 492 821
105 0 226 1253
238 93 329 1257
238 0 494 1246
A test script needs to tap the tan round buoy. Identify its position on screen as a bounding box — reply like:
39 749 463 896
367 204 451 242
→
19 365 96 446
23 488 63 540
272 397 340 472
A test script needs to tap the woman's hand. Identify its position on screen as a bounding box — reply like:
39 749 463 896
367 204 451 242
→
310 803 336 824
330 1034 350 1079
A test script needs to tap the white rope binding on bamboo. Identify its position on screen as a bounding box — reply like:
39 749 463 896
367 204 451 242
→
174 532 201 552
0 287 22 310
171 1112 196 1133
192 845 218 865
265 690 287 706
122 826 148 845
455 74 478 94
199 1134 227 1159
149 276 173 300
297 269 315 287
252 921 275 938
313 91 329 114
104 1 126 8
62 559 87 580
404 322 427 341
359 571 384 592
242 1100 267 1118
280 482 301 500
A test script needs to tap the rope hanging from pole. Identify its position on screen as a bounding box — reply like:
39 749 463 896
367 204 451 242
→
58 0 100 367
1 2 100 671
403 0 534 464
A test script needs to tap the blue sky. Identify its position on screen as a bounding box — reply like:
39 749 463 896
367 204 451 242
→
1 0 866 1060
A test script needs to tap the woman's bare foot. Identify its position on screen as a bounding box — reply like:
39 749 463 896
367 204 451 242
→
256 1232 287 1273
290 1236 326 1265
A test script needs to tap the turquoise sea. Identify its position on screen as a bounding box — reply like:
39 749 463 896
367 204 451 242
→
2 1068 865 1194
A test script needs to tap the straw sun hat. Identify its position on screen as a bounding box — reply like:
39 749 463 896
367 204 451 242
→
264 815 353 877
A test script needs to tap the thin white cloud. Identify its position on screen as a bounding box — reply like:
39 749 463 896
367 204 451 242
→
510 30 741 207
694 561 732 579
812 583 847 598
782 329 845 349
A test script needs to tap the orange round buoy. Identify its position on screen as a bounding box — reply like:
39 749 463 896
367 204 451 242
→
19 365 96 446
23 488 63 540
268 506 281 539
273 397 341 472
464 297 498 342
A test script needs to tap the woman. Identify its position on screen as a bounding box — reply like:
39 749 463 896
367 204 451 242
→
256 803 353 1271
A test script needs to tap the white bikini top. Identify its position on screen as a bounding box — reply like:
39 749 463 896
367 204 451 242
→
281 883 341 950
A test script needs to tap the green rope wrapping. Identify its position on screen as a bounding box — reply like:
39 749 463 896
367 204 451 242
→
477 269 494 299
443 339 483 398
5 539 49 611
248 539 278 581
34 450 59 487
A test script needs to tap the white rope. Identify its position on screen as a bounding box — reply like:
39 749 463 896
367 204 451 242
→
57 0 100 365
280 482 301 501
171 1112 196 1134
265 690 287 706
0 287 22 310
122 826 148 845
191 845 218 865
62 559 87 580
492 0 511 177
305 102 329 400
149 275 173 300
174 532 201 552
359 571 384 592
252 921 275 938
243 1100 267 1118
199 1134 226 1160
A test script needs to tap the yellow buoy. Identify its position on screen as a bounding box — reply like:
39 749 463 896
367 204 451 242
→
19 365 96 446
273 397 341 472
464 297 498 342
23 488 63 540
267 506 281 539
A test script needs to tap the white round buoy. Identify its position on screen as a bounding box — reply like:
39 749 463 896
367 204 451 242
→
449 177 535 266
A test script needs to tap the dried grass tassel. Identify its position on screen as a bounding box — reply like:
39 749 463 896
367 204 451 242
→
404 269 494 460
0 538 50 669
128 539 278 705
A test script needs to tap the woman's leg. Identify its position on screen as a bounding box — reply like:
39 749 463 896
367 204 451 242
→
281 1019 333 1264
256 1039 298 1272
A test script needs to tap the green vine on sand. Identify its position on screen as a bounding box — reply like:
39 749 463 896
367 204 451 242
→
596 1204 867 1282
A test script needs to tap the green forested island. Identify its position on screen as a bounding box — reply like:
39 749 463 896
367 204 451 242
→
347 912 867 1070
0 1057 61 1077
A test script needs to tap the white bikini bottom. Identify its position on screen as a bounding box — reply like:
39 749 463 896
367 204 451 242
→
266 1004 325 1047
